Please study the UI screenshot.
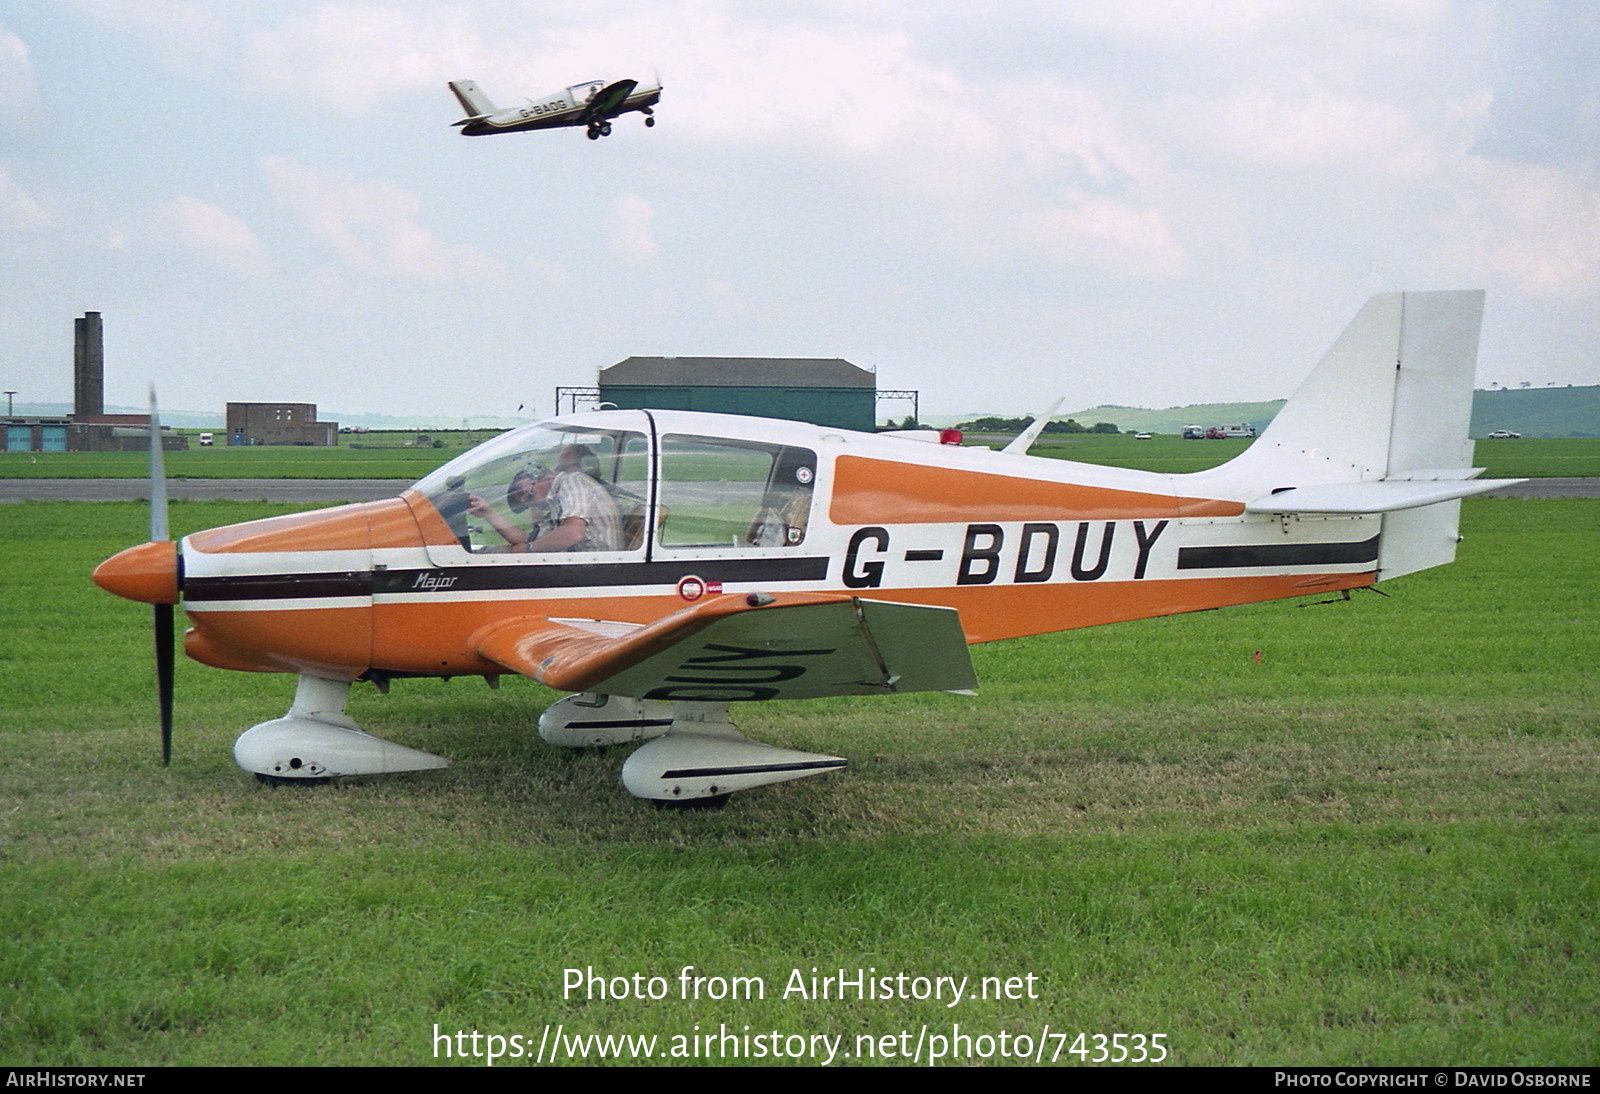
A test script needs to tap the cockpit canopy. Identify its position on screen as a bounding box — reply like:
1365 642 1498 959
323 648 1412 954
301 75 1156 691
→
414 417 817 556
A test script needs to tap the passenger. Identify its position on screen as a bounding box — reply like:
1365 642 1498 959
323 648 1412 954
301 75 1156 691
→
524 445 623 552
747 454 815 547
748 486 811 547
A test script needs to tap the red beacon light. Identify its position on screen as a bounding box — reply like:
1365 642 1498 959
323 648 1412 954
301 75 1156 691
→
939 428 963 446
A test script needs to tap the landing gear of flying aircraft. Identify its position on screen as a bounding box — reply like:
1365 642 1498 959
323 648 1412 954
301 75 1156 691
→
233 675 450 782
587 121 614 139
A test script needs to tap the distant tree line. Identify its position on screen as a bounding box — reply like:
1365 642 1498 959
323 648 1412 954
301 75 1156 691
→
955 416 1121 434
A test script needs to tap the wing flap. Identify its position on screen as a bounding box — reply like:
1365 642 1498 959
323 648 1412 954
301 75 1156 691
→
473 592 977 701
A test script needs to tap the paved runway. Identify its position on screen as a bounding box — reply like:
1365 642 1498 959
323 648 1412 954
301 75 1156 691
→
1 477 1596 504
1489 477 1600 499
0 479 412 503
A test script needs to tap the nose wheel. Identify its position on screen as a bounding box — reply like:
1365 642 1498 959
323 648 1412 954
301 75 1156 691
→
234 676 450 781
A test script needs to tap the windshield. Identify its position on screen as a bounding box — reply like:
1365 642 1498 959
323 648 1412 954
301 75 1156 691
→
416 422 648 554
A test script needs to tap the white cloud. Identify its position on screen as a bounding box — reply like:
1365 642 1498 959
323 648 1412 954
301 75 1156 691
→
0 164 50 231
0 26 44 136
1210 91 1438 178
1445 160 1600 298
67 0 230 68
155 195 267 274
261 154 505 283
1031 198 1187 279
244 4 485 113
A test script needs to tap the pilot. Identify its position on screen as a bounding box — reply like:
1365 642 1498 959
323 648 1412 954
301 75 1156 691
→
467 468 551 550
523 445 622 552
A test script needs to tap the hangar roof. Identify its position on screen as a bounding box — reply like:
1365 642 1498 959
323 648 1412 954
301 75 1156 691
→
601 357 874 389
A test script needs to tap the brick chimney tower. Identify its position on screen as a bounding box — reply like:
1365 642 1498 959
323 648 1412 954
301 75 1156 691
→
74 311 104 419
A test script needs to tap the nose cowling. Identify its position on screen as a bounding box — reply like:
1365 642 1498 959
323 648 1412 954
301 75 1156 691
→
93 540 180 605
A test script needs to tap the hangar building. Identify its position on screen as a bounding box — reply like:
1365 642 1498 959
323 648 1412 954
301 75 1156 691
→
595 357 878 432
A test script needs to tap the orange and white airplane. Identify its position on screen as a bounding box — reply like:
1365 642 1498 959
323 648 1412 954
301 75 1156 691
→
94 292 1519 806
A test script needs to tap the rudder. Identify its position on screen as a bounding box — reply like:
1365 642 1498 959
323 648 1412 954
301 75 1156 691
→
448 80 496 118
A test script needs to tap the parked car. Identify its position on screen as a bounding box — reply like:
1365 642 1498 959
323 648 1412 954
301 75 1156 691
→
1486 429 1521 439
1134 432 1153 440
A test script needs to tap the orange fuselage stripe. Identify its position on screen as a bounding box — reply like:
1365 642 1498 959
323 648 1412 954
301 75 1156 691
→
828 456 1244 524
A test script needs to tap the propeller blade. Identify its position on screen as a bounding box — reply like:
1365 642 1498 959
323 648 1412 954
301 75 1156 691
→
148 384 168 542
149 384 174 764
155 603 174 765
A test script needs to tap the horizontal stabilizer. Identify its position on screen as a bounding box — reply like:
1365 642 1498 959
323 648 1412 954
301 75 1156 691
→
1247 477 1524 514
472 592 977 701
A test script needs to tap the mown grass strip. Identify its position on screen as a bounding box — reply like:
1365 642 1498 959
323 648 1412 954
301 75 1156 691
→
2 498 1594 1065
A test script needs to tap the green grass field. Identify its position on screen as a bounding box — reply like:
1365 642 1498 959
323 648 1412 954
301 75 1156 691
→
4 434 1597 481
2 499 1595 1066
1019 434 1600 479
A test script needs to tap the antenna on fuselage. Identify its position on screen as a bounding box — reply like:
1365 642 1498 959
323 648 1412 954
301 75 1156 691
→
1001 396 1065 455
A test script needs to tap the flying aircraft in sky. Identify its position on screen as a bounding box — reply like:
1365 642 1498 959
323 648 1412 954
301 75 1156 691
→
447 77 661 139
94 292 1518 807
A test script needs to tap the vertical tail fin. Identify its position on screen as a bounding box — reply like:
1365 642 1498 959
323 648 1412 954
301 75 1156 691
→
1225 290 1484 485
448 80 496 119
1186 291 1518 581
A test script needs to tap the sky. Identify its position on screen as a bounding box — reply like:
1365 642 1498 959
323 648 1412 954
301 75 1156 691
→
2 1 1597 424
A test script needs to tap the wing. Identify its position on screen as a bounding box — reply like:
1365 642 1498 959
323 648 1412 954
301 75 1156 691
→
472 592 977 701
579 79 638 122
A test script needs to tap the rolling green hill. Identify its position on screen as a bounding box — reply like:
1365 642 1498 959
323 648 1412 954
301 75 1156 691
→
931 384 1598 438
1470 385 1600 438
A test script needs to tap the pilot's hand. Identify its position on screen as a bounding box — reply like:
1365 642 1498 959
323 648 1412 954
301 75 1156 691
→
466 494 492 517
